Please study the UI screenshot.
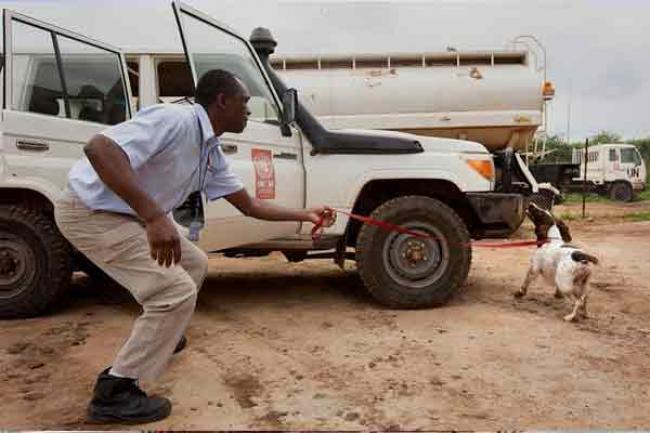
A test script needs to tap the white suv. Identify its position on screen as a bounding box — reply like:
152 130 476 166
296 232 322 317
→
0 3 531 318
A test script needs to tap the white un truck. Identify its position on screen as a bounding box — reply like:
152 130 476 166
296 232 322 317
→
0 3 538 318
529 144 646 203
572 144 646 201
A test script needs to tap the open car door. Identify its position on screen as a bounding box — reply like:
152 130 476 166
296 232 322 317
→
1 9 134 197
171 1 304 251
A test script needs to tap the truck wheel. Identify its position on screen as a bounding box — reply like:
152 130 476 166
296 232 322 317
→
609 181 634 202
355 196 471 309
0 206 73 318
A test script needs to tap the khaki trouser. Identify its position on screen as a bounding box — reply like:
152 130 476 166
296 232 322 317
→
54 190 208 380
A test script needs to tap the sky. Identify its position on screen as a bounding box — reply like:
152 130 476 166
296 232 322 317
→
2 0 649 141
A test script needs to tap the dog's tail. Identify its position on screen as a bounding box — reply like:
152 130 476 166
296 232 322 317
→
571 251 599 265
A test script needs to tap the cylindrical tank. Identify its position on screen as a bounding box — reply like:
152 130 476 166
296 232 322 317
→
271 51 549 151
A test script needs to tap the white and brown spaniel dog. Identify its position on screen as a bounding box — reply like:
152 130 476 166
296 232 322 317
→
514 202 599 322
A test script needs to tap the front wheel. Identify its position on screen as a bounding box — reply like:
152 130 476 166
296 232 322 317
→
609 181 634 202
355 196 472 309
0 206 73 318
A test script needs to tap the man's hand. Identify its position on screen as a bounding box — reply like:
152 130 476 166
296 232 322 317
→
305 206 336 227
225 189 336 227
145 215 182 267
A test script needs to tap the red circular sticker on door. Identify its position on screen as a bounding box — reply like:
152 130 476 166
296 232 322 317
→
252 148 275 199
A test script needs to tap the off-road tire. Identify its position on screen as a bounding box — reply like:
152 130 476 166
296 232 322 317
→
609 181 634 202
0 206 73 318
355 196 472 308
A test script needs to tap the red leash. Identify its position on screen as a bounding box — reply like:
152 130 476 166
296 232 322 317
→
312 208 541 248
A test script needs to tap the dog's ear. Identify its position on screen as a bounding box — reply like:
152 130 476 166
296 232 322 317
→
556 219 572 242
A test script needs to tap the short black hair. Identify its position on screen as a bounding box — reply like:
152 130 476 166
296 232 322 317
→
194 69 242 108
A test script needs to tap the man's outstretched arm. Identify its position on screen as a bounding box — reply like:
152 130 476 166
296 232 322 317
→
225 188 335 226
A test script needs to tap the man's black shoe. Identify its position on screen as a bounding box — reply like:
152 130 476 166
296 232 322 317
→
87 368 171 424
174 335 187 354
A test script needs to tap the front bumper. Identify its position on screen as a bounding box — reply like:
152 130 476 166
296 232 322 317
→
467 192 526 239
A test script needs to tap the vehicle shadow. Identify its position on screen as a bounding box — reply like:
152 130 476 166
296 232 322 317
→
196 268 374 312
64 265 376 315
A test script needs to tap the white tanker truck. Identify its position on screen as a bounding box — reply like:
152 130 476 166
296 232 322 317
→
270 40 555 154
268 39 558 206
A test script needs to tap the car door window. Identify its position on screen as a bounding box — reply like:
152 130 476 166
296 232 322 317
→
56 35 128 124
157 60 194 103
176 8 281 124
11 20 64 116
609 149 618 162
9 16 129 125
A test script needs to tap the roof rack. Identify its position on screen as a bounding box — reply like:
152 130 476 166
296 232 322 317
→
270 51 528 71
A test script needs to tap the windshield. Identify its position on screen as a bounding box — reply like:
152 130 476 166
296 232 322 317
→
620 147 642 165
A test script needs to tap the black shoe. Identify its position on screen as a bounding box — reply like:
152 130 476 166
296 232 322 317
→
174 335 187 354
87 368 171 424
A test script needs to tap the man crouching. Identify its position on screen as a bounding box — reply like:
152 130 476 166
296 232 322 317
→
54 69 334 423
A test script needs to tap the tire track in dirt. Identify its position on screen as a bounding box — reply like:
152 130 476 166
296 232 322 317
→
177 302 398 428
0 315 100 428
165 279 491 429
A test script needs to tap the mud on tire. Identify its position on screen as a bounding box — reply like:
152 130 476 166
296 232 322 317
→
0 206 73 318
355 196 472 309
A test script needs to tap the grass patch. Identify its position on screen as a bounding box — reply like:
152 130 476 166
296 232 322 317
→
637 188 650 201
562 188 650 204
623 211 650 222
562 193 608 204
559 212 579 221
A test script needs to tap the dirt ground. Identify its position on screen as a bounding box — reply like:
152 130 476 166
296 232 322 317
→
1 201 650 430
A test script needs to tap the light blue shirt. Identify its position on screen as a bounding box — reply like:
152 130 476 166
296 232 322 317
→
67 103 244 215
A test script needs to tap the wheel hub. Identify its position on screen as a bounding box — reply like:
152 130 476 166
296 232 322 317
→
0 251 18 275
402 239 430 266
0 240 29 288
383 222 449 289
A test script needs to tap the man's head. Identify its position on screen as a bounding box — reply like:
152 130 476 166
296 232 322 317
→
195 69 251 135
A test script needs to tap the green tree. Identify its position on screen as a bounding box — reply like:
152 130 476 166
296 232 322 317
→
535 134 577 163
629 137 650 183
629 137 650 160
589 131 622 144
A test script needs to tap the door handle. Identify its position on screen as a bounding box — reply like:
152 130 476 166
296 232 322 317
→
221 144 238 154
273 152 297 160
16 140 49 152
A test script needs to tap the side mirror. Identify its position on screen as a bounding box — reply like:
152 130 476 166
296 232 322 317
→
280 88 298 137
